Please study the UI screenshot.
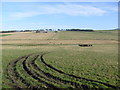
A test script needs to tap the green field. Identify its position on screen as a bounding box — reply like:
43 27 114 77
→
1 30 119 89
0 34 12 37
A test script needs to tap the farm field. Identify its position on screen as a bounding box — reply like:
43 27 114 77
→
1 30 119 89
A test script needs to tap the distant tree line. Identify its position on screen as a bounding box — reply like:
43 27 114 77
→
1 29 94 33
0 30 16 33
66 29 94 32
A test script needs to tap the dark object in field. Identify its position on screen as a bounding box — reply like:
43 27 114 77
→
78 44 93 47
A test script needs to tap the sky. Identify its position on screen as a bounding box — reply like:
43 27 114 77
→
1 2 118 30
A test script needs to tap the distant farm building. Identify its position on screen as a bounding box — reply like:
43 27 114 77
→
36 30 48 33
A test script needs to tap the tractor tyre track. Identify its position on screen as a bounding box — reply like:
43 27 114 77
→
6 53 120 89
26 55 65 88
30 55 90 89
22 55 59 89
27 55 74 88
40 54 120 89
6 55 43 89
6 55 31 88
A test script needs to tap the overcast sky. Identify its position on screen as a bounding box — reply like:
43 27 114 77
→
2 2 118 30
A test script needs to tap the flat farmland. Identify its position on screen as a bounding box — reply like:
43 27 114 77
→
1 30 119 89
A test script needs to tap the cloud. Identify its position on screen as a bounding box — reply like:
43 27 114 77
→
9 4 107 20
2 22 72 30
54 4 106 16
1 0 119 2
98 5 118 12
106 6 118 12
10 12 39 19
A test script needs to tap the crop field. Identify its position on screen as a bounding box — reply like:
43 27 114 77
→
1 30 119 89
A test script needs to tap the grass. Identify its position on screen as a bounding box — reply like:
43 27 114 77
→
1 30 119 89
52 31 118 40
0 34 12 37
44 44 118 86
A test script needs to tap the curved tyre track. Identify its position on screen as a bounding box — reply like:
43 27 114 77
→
40 54 120 89
6 54 48 89
30 55 90 89
6 55 33 88
22 55 59 89
5 53 120 89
